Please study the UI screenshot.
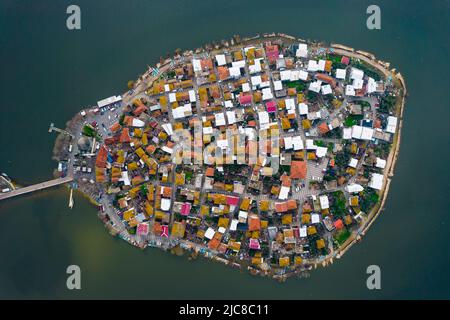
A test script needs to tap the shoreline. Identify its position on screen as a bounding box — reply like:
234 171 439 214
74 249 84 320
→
54 33 406 280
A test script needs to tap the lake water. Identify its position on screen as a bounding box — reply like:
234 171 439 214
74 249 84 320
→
0 0 449 299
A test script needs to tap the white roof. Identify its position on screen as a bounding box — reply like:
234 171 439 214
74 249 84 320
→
238 210 248 220
162 123 173 135
162 146 173 154
226 111 236 124
319 195 329 209
351 125 363 139
307 60 319 72
230 219 239 231
251 75 262 86
189 90 196 102
335 68 346 79
262 87 273 100
298 102 308 115
349 158 358 168
309 81 321 93
386 116 398 133
286 98 296 114
278 186 290 200
292 136 304 150
224 100 233 108
311 213 320 224
120 171 130 186
321 84 332 95
317 60 326 71
242 82 250 92
360 127 374 140
299 70 309 81
192 59 202 72
232 60 246 68
345 183 364 193
203 126 213 135
215 54 226 66
204 227 215 240
296 43 308 58
258 111 269 125
169 92 177 103
345 85 356 96
300 226 307 238
284 136 293 149
289 70 300 81
172 103 192 119
280 70 291 81
369 173 384 190
343 127 352 139
350 67 364 80
306 139 317 150
274 80 283 91
217 139 228 149
249 59 262 74
367 77 377 93
316 146 327 158
375 157 387 169
214 113 226 126
132 118 145 127
353 78 364 90
161 198 171 211
164 84 170 92
97 95 122 108
229 66 241 77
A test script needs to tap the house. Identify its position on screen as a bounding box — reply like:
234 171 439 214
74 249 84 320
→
290 160 307 179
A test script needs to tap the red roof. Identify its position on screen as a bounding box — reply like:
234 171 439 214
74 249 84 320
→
95 145 108 168
181 203 191 216
318 122 330 134
266 101 276 113
341 56 350 65
239 94 252 105
226 196 239 206
334 219 344 230
119 128 131 143
290 160 307 179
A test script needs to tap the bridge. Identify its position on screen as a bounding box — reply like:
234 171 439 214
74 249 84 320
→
0 176 74 201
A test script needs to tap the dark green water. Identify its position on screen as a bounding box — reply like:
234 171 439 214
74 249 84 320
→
0 0 449 299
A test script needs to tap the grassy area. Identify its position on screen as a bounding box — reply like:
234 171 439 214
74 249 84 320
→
344 114 363 127
334 228 351 245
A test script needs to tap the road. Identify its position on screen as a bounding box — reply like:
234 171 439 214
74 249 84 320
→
0 176 74 201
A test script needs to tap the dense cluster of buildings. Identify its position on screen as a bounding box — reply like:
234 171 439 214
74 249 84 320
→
87 35 401 276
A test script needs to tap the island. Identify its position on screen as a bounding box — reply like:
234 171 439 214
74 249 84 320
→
51 33 406 280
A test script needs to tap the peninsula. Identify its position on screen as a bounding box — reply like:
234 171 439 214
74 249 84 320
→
49 33 406 280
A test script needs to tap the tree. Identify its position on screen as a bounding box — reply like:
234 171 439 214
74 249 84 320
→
127 80 135 89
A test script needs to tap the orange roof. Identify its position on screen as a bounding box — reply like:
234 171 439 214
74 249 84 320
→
287 199 297 210
290 160 307 179
205 167 215 177
110 122 121 133
315 73 336 87
318 122 330 134
95 145 108 168
248 214 261 231
217 66 230 80
119 128 131 143
275 202 288 213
